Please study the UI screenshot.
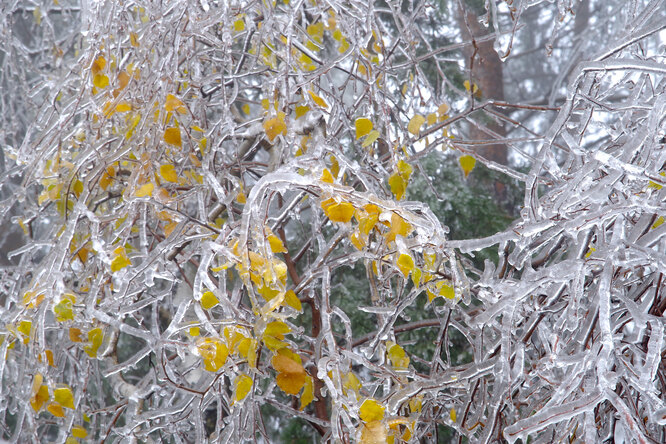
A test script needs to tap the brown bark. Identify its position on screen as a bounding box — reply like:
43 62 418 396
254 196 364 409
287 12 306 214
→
456 3 507 167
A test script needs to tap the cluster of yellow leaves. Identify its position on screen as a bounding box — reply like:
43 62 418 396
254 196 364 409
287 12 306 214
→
355 117 380 148
271 349 315 410
30 374 76 418
388 159 413 201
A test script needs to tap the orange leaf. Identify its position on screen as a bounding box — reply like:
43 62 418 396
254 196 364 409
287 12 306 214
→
164 127 182 147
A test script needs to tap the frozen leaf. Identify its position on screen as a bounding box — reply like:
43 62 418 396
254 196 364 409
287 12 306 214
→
84 328 103 358
263 112 287 142
165 94 186 114
355 118 373 139
159 164 178 183
164 127 182 147
459 155 476 178
407 114 425 136
234 374 253 403
300 375 314 410
362 130 380 148
396 253 414 278
135 182 154 197
284 290 302 312
308 90 328 108
386 341 409 369
385 213 413 243
200 291 219 309
111 246 131 272
320 168 335 184
272 353 306 395
388 173 407 200
268 234 287 253
47 403 65 418
359 399 385 422
321 198 354 223
450 407 457 422
53 296 74 322
54 386 75 409
71 426 87 438
93 74 109 89
360 421 387 444
295 105 309 119
198 338 228 372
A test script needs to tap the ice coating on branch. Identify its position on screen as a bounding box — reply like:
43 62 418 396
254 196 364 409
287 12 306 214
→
1 0 665 443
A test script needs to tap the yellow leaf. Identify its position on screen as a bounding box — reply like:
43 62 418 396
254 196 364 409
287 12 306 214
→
362 130 380 148
54 386 75 409
31 374 49 412
396 253 414 278
300 375 314 410
44 349 55 367
342 371 361 395
438 103 449 115
53 298 74 322
130 32 140 47
652 216 664 229
397 159 413 180
388 173 406 200
441 284 455 299
93 74 109 89
234 374 253 403
233 18 245 32
427 113 437 125
450 407 457 422
189 327 200 336
17 320 32 343
308 90 328 109
272 353 306 395
459 155 476 178
355 118 373 140
407 114 425 136
165 94 187 114
284 290 302 312
135 182 154 197
115 101 132 112
463 80 479 94
200 291 219 310
164 127 182 147
321 199 354 223
71 426 88 438
321 168 335 184
198 338 228 372
242 103 251 115
268 234 287 253
386 213 412 243
84 328 103 358
386 341 410 369
359 399 385 422
69 327 83 342
411 267 422 287
47 402 65 418
263 112 287 142
264 321 290 340
159 164 178 183
117 71 130 90
295 105 309 119
91 56 106 75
